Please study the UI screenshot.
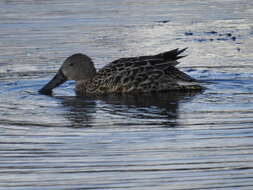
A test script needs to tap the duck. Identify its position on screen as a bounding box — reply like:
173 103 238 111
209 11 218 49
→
39 48 204 96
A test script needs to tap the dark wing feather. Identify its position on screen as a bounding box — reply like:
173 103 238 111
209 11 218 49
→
109 48 187 67
155 48 187 61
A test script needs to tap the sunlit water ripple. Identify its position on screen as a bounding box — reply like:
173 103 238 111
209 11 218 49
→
1 0 253 189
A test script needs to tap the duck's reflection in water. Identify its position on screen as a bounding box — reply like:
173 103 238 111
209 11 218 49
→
57 91 201 128
56 96 96 128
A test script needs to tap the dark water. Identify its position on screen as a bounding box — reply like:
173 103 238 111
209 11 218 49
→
1 0 253 189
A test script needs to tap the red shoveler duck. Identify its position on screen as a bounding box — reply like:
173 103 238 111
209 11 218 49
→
39 48 203 96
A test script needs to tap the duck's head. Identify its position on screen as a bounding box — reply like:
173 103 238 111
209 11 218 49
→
39 53 96 95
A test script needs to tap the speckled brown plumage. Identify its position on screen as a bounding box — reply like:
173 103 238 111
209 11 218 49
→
74 48 203 96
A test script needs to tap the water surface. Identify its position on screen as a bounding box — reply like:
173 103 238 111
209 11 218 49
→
1 0 253 189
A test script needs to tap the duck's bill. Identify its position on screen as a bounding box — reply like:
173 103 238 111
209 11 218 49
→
39 70 67 95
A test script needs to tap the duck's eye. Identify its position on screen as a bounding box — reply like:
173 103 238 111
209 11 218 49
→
69 62 74 66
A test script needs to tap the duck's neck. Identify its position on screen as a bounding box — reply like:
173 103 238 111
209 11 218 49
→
75 80 90 96
75 64 96 96
87 66 97 79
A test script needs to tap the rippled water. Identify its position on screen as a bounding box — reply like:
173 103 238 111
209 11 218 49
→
1 0 253 189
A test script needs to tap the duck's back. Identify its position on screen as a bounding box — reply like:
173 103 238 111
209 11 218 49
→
79 49 203 95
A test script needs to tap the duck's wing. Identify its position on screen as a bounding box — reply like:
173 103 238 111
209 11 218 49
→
88 48 201 93
102 48 195 82
110 48 187 67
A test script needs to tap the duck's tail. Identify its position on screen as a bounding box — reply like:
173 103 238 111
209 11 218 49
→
156 48 188 62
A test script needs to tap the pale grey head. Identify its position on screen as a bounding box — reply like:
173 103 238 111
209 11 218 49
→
39 53 96 95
